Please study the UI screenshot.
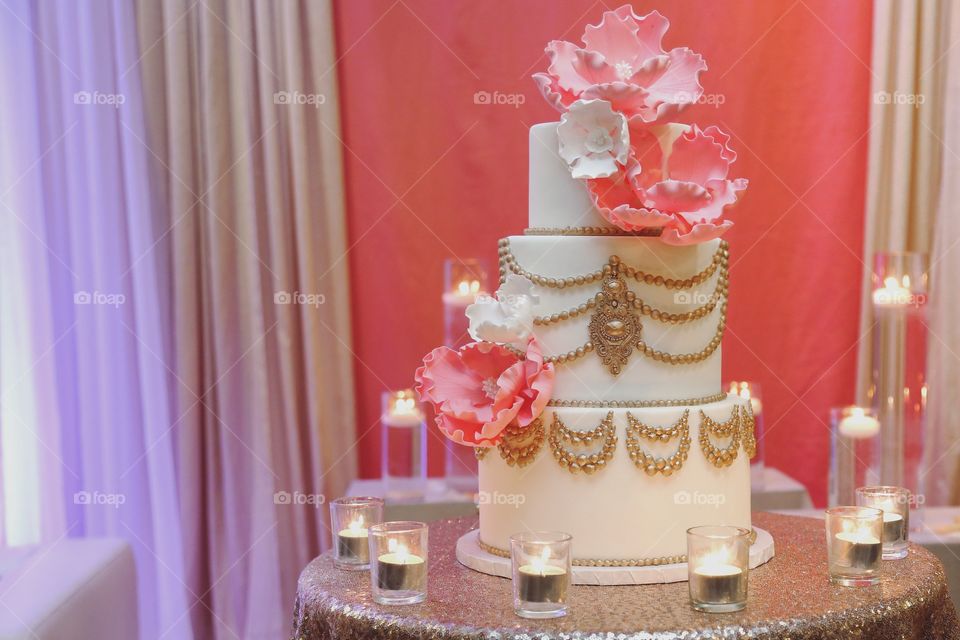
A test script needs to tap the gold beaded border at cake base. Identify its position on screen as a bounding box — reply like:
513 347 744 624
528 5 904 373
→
699 405 742 468
625 410 691 476
523 226 663 237
477 528 758 567
548 411 617 474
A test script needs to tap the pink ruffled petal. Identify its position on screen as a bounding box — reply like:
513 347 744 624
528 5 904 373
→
532 72 575 112
608 7 669 61
572 49 619 85
546 40 593 94
415 347 484 406
515 339 555 426
459 341 518 381
660 220 733 246
701 125 736 163
668 125 732 185
581 82 650 117
676 178 747 224
642 179 711 212
582 8 646 70
641 48 707 120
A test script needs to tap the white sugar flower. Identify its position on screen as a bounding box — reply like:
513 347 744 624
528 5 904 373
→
465 274 539 348
557 99 630 179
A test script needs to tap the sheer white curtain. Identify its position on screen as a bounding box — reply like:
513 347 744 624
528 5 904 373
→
859 0 960 505
0 0 193 637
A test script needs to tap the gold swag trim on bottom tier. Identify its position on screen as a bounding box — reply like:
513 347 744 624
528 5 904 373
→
548 411 617 474
474 418 545 467
477 529 758 567
625 410 691 476
740 400 758 459
699 405 741 468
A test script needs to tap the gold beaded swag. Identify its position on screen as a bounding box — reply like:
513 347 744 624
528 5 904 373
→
476 399 758 474
497 238 729 373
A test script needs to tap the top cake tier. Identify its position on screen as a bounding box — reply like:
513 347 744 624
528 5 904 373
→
529 122 605 229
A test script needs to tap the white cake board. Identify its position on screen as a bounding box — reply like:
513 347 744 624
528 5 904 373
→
456 528 774 585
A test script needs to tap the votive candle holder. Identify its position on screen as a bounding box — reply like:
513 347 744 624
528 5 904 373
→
329 497 383 570
510 531 572 619
825 506 883 586
856 486 910 559
369 521 428 605
686 525 750 613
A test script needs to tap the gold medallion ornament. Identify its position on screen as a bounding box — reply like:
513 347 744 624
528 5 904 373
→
740 400 758 459
698 405 741 468
588 259 642 375
625 410 691 476
549 411 617 474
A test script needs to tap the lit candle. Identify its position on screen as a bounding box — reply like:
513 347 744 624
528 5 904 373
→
376 539 426 591
689 550 747 607
832 529 882 570
872 275 913 307
517 548 567 604
729 381 762 415
383 391 423 428
838 407 880 439
442 278 482 307
337 517 369 564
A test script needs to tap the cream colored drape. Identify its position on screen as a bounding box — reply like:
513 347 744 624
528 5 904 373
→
858 0 960 505
133 1 355 637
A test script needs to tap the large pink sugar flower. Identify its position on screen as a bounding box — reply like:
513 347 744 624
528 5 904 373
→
414 339 554 447
587 122 747 244
533 6 706 123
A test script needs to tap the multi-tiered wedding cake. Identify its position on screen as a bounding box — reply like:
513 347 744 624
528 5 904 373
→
416 5 763 580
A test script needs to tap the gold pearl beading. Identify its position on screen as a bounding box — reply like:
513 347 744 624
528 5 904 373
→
548 411 617 475
498 239 729 370
699 405 742 468
523 226 664 237
546 391 727 408
498 238 728 291
625 410 691 476
477 528 758 567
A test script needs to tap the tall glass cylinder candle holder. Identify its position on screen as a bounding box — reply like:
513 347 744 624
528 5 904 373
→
828 406 881 506
727 381 765 489
869 252 927 530
686 525 750 613
381 390 427 498
442 259 488 491
329 497 383 570
825 506 883 586
856 486 910 559
510 531 572 619
369 521 428 605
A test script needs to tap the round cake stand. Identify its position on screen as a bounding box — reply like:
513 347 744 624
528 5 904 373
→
455 527 774 585
293 513 960 640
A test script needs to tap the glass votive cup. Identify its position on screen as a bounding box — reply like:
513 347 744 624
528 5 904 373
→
686 525 750 613
825 506 883 586
369 521 428 605
856 486 910 559
510 531 572 619
329 497 384 570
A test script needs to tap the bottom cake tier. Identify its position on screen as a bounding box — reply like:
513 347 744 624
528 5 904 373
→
477 394 753 564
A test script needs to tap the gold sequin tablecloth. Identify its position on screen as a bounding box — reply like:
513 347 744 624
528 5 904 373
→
292 513 960 639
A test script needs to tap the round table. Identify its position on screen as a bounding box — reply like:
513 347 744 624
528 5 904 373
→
292 513 960 639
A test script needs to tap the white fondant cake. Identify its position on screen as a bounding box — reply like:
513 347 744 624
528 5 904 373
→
476 122 751 564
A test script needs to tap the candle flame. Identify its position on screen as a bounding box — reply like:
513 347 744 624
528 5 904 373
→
699 548 731 568
392 395 417 416
349 517 364 533
529 547 551 576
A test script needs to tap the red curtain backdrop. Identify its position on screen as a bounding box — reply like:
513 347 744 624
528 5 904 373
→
332 0 873 505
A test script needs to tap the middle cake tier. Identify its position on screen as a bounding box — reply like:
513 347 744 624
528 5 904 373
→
501 234 726 402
